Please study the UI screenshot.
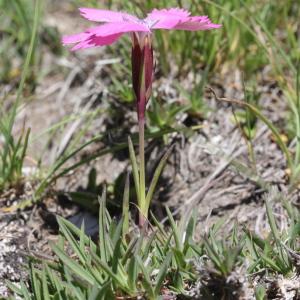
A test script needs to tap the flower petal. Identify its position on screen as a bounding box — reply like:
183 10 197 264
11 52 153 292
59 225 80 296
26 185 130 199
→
79 7 138 23
70 33 123 51
87 21 150 37
145 8 221 31
174 16 222 31
145 8 190 29
62 21 150 51
147 8 190 19
62 31 92 45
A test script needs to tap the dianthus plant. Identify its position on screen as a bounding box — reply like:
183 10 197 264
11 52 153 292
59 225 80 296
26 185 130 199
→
63 7 220 228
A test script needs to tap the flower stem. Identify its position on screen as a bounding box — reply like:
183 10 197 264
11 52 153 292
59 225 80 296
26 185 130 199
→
138 118 146 227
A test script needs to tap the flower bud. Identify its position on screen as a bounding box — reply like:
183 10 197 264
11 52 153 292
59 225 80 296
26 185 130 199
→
131 33 154 121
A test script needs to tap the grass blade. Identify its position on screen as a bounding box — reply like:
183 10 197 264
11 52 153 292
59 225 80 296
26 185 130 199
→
128 135 140 203
154 251 172 296
51 242 95 285
122 171 130 240
145 145 174 212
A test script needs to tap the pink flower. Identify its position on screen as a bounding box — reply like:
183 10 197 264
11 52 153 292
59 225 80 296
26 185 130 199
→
62 8 220 50
62 7 221 121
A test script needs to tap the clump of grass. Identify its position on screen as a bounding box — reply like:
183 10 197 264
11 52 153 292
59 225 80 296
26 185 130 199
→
0 0 39 86
6 193 197 299
0 0 41 191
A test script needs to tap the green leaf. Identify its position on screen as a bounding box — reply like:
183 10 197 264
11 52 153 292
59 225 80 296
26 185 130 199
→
112 218 124 249
88 281 113 300
20 281 32 300
265 199 280 241
45 265 64 300
255 284 267 300
57 217 87 265
51 242 95 285
111 229 123 274
145 145 174 212
99 191 108 262
143 230 158 258
244 228 266 250
5 281 27 298
128 135 140 202
122 237 138 265
150 211 168 242
183 213 196 253
173 248 186 269
66 191 98 212
91 252 130 294
260 254 282 273
265 199 290 269
154 252 172 296
203 238 224 275
290 221 300 245
63 266 86 299
136 256 155 299
225 246 242 273
79 221 86 253
41 266 50 300
122 171 130 240
31 266 42 300
166 207 181 250
57 217 97 253
127 256 138 292
18 127 30 173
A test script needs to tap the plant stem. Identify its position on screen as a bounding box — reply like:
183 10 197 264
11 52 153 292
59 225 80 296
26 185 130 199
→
138 118 146 227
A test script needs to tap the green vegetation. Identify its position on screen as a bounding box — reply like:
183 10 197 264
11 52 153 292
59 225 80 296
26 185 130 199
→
6 192 300 299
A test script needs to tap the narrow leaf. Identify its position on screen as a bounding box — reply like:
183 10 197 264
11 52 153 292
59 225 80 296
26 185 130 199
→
41 266 50 300
51 242 95 285
128 135 140 202
57 217 86 264
154 252 172 296
99 191 107 262
122 171 130 240
166 207 181 250
145 145 174 211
